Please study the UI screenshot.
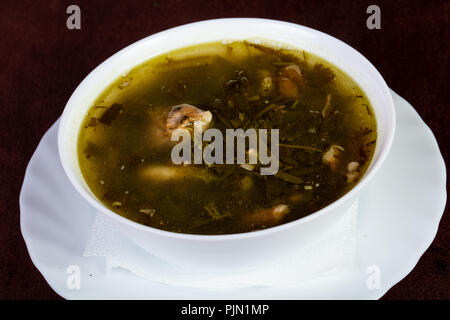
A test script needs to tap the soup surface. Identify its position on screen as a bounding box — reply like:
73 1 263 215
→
78 41 377 235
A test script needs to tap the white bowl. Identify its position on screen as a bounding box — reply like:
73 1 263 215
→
58 18 395 272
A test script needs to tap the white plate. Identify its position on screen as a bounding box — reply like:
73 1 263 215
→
20 90 446 299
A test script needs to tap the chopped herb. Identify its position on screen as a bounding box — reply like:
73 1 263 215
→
311 64 335 86
256 103 279 119
204 202 231 220
278 143 322 152
275 171 303 184
99 103 122 125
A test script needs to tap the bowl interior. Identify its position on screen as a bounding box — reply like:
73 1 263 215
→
58 18 395 237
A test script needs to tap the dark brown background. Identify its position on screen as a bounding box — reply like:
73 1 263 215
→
0 0 448 299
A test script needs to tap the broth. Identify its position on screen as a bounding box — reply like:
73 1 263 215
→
78 41 377 235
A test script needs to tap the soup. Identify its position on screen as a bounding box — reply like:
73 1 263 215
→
78 41 377 235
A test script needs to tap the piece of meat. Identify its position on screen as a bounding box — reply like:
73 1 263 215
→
166 104 212 133
278 77 299 98
280 64 304 87
322 145 344 171
242 204 290 228
147 104 212 148
138 164 218 183
258 70 275 96
346 161 361 183
277 64 305 98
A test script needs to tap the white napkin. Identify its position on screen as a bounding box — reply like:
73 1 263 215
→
84 201 358 288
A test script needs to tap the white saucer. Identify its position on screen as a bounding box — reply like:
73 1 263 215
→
20 90 446 299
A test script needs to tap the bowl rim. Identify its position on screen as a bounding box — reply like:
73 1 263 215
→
58 17 396 241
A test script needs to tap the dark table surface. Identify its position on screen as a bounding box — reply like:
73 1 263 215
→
0 0 448 299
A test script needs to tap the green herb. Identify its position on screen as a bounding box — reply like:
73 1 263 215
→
213 110 234 128
278 143 322 152
272 61 297 66
256 103 279 119
99 103 122 125
204 202 231 220
275 171 303 184
321 94 332 117
311 64 335 86
247 95 261 102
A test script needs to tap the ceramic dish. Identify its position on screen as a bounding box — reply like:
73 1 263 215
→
20 91 446 299
57 18 395 271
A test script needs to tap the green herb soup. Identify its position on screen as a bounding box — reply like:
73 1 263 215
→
78 41 377 235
